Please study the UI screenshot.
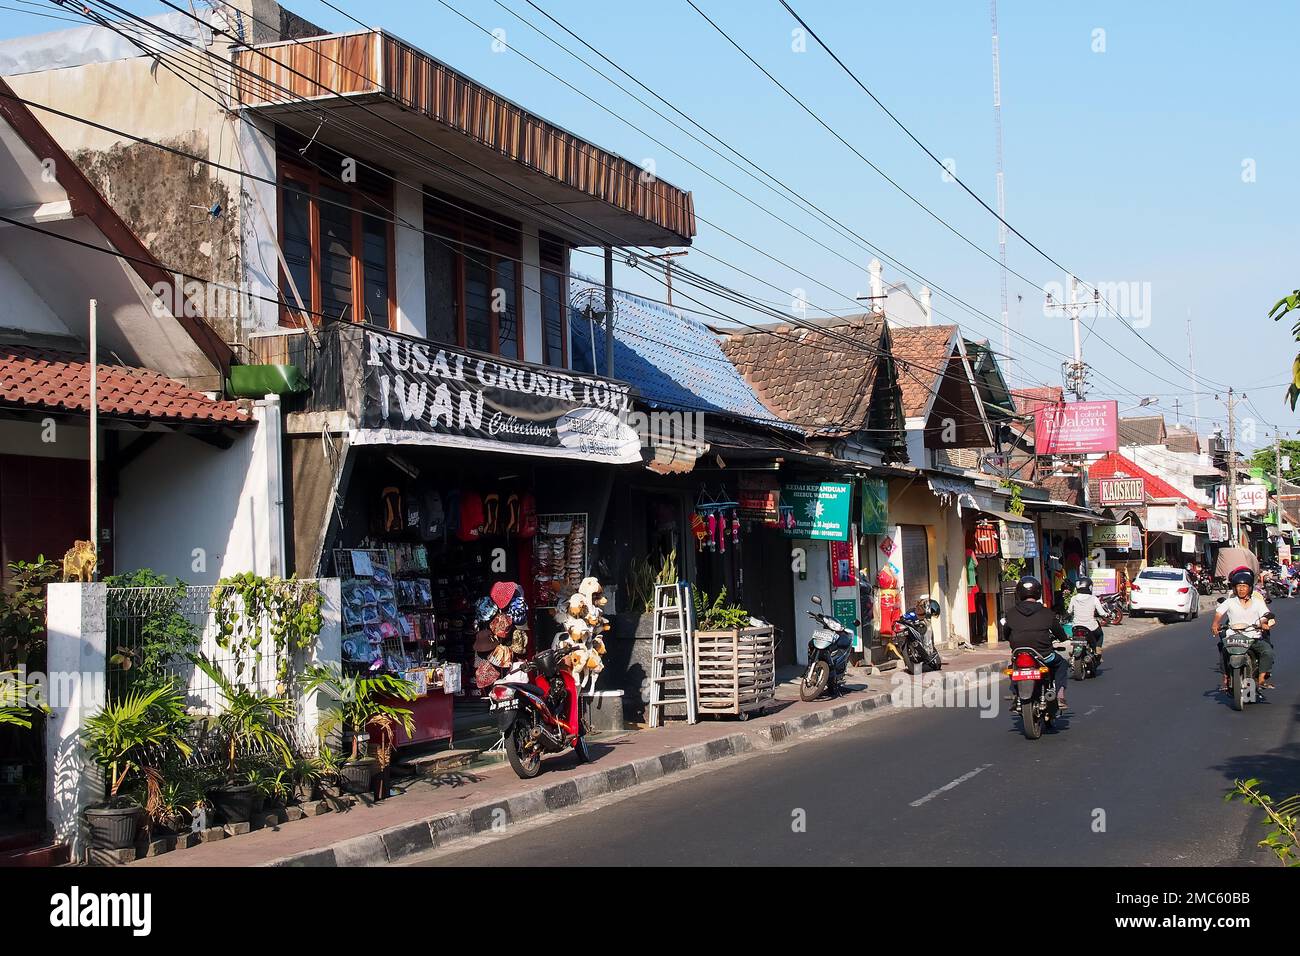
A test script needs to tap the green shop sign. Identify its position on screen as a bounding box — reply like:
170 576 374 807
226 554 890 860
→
780 481 852 541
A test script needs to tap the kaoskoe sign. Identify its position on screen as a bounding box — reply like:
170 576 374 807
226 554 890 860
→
1034 400 1118 456
1098 477 1145 507
346 326 641 463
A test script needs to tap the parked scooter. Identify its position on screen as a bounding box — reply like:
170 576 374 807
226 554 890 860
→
489 649 589 779
1068 625 1100 681
798 595 857 701
1098 591 1126 626
894 598 944 672
1004 644 1065 739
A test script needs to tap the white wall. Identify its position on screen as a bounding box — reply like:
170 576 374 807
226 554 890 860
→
113 399 284 583
1126 444 1214 505
393 181 426 338
791 539 831 666
239 113 281 335
0 252 64 334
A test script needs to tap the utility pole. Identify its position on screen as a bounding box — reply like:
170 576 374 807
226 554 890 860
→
646 250 688 306
1187 312 1201 425
1227 388 1239 546
1045 275 1098 401
89 299 98 579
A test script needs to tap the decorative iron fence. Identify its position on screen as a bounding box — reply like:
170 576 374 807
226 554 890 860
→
104 584 320 753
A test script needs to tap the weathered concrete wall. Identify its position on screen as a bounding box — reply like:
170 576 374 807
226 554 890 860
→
7 54 246 343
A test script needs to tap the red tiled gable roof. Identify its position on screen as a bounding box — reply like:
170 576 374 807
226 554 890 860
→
717 315 889 434
889 325 957 418
1041 473 1085 507
1089 451 1210 520
0 347 249 425
1012 385 1064 418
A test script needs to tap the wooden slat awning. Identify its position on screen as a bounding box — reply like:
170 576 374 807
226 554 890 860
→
234 31 696 245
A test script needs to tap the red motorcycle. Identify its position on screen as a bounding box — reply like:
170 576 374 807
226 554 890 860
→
489 649 590 778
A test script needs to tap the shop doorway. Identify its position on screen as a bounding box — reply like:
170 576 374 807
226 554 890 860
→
746 525 798 667
900 524 931 611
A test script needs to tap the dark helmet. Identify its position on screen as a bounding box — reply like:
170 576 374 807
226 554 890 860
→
1015 575 1043 603
1075 577 1092 594
1228 566 1255 592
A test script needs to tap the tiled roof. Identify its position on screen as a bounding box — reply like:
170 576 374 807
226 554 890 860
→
1164 424 1201 454
887 325 957 418
1041 473 1085 507
1118 415 1166 447
568 280 793 429
0 347 249 425
1012 385 1064 417
1088 451 1210 520
716 313 891 435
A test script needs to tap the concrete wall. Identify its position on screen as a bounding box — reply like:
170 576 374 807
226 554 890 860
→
6 54 245 342
886 479 969 647
0 252 63 334
393 181 426 338
112 398 284 583
790 539 831 666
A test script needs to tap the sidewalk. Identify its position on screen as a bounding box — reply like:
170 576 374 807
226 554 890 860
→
130 606 1189 867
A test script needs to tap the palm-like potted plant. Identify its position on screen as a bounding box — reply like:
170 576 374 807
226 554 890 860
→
300 664 415 796
190 654 293 823
80 682 193 849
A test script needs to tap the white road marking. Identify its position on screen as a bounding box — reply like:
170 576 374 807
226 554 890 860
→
910 764 993 807
1084 705 1102 717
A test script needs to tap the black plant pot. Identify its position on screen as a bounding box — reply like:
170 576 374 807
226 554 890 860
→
208 784 257 824
86 804 140 850
293 781 317 804
250 794 266 815
339 759 377 794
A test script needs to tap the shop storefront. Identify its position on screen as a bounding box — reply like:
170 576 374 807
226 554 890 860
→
287 323 642 741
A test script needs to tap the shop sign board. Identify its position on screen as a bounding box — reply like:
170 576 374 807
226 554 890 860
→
1034 400 1118 455
1098 477 1146 507
1216 484 1270 514
781 481 852 541
1000 522 1027 559
860 477 889 535
342 325 641 464
1089 567 1118 595
738 473 780 521
1207 516 1229 542
1093 524 1135 549
1146 505 1179 533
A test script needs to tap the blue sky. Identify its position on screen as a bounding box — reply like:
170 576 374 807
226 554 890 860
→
2 0 1295 449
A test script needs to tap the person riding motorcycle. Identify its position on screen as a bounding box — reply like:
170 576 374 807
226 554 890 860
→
1210 566 1277 691
1004 575 1071 709
1068 576 1105 662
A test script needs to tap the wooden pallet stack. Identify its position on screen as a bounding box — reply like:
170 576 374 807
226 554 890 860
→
694 625 776 719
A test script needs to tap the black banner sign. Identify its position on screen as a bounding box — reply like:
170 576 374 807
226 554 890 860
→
344 326 641 463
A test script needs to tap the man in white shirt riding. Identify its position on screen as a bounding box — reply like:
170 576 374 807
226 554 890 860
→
1210 566 1276 690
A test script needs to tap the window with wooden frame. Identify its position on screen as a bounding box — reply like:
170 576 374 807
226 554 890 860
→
276 134 395 329
423 189 523 359
539 231 570 369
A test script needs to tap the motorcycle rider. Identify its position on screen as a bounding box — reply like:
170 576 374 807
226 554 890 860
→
1004 575 1071 709
1068 576 1105 662
1210 566 1277 691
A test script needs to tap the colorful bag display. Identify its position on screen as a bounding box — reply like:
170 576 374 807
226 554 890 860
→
456 490 485 541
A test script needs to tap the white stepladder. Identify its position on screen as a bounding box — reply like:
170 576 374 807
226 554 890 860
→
648 581 698 727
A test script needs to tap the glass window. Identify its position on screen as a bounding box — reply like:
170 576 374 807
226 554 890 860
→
276 160 393 329
282 180 313 318
495 258 518 359
360 214 389 327
464 256 492 353
424 238 458 345
541 271 564 367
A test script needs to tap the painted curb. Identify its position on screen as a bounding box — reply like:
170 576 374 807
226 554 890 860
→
266 659 1007 867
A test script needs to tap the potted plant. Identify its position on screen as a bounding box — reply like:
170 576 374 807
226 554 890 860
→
284 752 324 804
189 655 294 824
300 665 415 796
80 682 193 849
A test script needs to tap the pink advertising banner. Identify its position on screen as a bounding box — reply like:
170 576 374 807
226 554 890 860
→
1034 400 1118 455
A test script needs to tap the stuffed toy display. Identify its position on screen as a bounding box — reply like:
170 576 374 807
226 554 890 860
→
550 576 610 690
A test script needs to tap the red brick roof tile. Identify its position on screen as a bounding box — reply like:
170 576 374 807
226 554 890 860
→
1088 451 1210 520
888 325 958 418
0 347 249 425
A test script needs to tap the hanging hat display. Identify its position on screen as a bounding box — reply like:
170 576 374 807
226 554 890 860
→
491 580 518 609
489 612 513 639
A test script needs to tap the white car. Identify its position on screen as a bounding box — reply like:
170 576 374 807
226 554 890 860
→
1129 568 1199 621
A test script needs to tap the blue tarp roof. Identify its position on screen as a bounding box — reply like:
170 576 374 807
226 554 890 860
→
569 277 794 430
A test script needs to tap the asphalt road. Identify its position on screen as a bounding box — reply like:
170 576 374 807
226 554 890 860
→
409 605 1300 866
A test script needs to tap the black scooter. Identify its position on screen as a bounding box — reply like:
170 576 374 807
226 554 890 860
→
893 599 943 672
798 595 858 701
